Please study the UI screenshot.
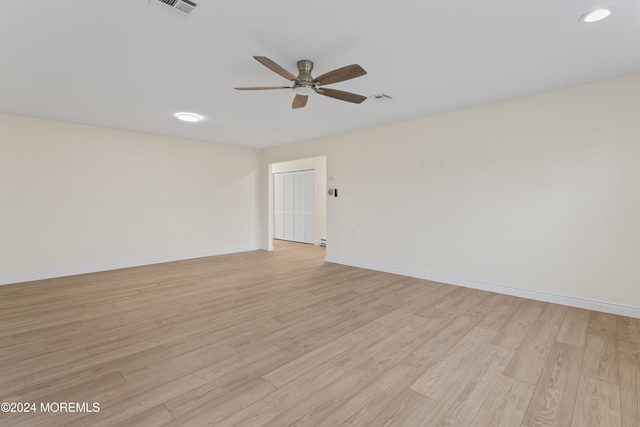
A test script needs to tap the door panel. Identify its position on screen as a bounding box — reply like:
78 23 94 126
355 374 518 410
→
283 173 294 241
274 170 315 244
274 173 285 239
303 171 314 243
293 172 305 242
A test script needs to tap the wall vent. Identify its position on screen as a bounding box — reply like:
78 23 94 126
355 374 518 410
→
370 93 393 102
148 0 198 18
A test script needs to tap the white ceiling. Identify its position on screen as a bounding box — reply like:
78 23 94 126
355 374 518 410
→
1 1 639 149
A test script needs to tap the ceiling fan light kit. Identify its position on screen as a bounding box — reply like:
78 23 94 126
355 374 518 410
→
293 86 315 96
235 56 368 109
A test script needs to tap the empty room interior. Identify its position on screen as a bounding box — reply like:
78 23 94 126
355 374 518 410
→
1 1 639 426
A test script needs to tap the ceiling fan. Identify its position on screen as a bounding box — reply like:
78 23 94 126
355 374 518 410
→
235 56 368 109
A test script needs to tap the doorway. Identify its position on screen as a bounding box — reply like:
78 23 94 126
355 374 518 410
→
269 156 327 249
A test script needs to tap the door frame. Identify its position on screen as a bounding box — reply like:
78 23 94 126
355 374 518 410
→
267 156 327 251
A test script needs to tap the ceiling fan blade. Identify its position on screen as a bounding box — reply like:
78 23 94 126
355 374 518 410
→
234 86 291 90
292 94 308 109
312 64 367 86
316 88 367 104
253 56 298 82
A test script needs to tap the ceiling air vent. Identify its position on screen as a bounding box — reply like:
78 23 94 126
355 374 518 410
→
148 0 198 18
370 93 393 102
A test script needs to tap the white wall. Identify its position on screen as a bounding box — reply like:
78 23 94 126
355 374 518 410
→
271 156 327 246
1 113 262 284
262 73 640 316
3 73 639 316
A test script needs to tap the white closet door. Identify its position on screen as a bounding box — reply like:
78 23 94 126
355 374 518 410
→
293 172 306 242
273 170 314 244
273 174 285 240
303 171 314 242
283 173 295 241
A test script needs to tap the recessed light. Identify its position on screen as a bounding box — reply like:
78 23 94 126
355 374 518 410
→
175 112 202 122
580 8 612 23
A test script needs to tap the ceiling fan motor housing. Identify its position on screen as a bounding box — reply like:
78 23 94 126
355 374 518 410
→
296 60 314 84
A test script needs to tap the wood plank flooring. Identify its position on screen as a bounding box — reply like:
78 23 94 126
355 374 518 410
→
0 240 638 426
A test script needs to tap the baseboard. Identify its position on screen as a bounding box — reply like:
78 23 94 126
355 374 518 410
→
325 255 640 319
0 245 262 286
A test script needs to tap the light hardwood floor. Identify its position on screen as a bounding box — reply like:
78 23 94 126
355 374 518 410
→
0 241 638 426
